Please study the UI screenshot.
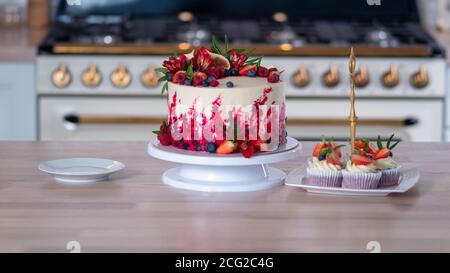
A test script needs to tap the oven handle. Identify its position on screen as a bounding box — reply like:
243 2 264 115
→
63 114 418 127
287 117 418 127
63 114 166 124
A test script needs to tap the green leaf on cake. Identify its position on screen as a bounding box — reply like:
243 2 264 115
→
160 81 169 95
186 64 194 80
158 75 168 82
211 35 223 55
376 135 383 149
155 67 168 74
224 34 230 57
245 56 262 67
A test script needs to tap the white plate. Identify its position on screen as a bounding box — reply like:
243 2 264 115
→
38 158 125 183
285 165 420 196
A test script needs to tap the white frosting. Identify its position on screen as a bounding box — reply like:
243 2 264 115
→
308 157 341 172
168 76 284 119
345 160 378 173
374 157 398 170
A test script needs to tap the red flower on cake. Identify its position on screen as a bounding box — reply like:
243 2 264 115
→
192 47 212 72
162 54 187 73
229 49 247 69
173 71 187 84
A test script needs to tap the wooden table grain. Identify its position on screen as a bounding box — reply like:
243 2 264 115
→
0 141 450 253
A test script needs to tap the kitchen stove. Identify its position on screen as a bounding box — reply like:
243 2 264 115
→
37 0 446 142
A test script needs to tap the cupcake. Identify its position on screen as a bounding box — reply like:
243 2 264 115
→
342 153 381 189
372 134 401 187
306 137 344 188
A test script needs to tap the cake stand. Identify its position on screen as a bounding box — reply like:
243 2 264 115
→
148 137 301 192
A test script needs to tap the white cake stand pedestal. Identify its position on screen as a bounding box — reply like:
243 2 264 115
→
148 137 302 192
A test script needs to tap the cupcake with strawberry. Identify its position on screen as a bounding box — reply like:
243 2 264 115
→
342 150 381 189
372 134 401 187
306 137 345 187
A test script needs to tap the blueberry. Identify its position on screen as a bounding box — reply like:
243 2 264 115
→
224 69 231 76
318 153 326 161
207 76 215 82
182 142 190 149
247 70 257 77
226 81 234 88
367 153 373 159
230 68 238 76
184 79 193 86
167 73 173 81
202 80 209 87
207 142 217 153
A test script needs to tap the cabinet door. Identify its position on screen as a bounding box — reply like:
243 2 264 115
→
0 63 35 140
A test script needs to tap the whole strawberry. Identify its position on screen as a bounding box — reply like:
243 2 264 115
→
373 134 400 159
152 121 173 146
267 70 281 83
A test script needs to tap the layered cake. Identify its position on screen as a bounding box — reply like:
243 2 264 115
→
153 38 286 158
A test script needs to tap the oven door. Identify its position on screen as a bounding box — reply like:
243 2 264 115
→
285 99 444 142
39 97 167 140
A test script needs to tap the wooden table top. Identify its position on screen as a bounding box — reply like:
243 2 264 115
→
1 141 450 253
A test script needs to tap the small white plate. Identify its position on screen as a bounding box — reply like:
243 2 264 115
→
38 158 125 183
285 165 420 196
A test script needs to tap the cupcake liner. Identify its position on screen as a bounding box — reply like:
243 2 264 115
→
306 167 343 188
378 166 402 187
342 170 382 189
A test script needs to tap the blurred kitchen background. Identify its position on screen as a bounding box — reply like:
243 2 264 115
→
1 0 450 142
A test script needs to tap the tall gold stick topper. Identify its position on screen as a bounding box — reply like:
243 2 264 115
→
348 47 357 153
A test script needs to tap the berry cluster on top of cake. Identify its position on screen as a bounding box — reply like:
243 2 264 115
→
153 36 286 158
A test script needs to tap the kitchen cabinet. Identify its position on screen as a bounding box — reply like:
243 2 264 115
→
0 62 35 140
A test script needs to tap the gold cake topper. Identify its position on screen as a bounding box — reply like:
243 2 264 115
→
348 47 357 153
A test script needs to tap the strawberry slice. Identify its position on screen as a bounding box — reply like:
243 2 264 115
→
216 140 236 154
238 65 257 76
355 140 367 150
326 153 341 165
351 154 373 165
312 142 327 157
374 148 390 159
329 142 342 158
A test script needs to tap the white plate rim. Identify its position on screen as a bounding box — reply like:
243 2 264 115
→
38 157 125 176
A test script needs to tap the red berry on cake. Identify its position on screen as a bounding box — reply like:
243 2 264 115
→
268 70 281 83
257 66 269 77
238 65 257 76
209 79 219 87
237 140 256 158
